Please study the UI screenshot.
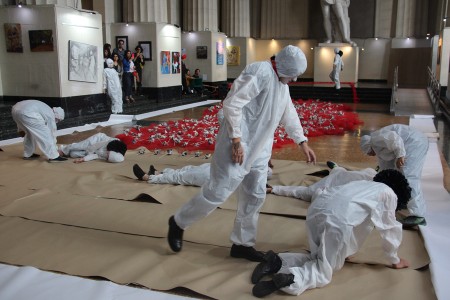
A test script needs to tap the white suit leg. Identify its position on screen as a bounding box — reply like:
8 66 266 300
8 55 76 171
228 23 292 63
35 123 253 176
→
149 164 210 186
230 164 267 246
16 114 59 159
404 138 429 217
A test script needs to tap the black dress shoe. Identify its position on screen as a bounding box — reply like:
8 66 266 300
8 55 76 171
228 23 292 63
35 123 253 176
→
168 216 184 252
230 244 265 262
133 164 146 180
48 156 68 162
149 165 157 175
252 273 295 298
251 250 282 284
23 153 40 160
326 160 338 169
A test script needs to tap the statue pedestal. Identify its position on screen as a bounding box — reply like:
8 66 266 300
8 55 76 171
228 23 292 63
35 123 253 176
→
313 44 359 84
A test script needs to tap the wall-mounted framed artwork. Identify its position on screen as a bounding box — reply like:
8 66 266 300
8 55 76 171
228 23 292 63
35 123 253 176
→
68 40 98 83
216 41 224 65
138 41 152 61
29 30 53 52
172 51 180 74
196 46 207 59
4 23 23 53
115 36 128 51
227 45 240 66
161 51 171 74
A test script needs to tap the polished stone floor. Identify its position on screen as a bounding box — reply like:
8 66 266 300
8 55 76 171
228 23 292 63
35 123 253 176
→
56 88 450 191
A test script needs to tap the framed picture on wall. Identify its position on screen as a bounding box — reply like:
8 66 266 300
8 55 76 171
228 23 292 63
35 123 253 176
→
138 41 152 61
216 42 224 65
68 40 98 83
161 51 171 74
197 46 207 59
29 30 53 52
172 51 180 74
115 36 128 51
227 45 240 66
4 23 23 53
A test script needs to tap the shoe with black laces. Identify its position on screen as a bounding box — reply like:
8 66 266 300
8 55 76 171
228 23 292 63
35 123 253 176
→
230 244 265 262
168 216 184 252
23 153 40 160
251 250 282 284
400 216 427 228
48 156 68 162
326 161 338 169
252 273 295 298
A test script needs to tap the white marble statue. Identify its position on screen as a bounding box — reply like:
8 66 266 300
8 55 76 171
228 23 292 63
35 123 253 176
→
320 0 357 46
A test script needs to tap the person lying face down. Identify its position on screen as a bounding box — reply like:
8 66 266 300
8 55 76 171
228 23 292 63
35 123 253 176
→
58 133 127 163
251 169 411 298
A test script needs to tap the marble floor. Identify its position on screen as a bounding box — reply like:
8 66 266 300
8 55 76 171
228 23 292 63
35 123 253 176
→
56 88 450 191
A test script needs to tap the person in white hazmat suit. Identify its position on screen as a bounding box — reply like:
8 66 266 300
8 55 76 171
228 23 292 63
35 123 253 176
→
360 124 429 227
12 99 67 162
268 163 377 201
58 132 127 163
132 162 273 186
103 58 123 114
329 48 344 89
250 169 411 298
167 45 317 262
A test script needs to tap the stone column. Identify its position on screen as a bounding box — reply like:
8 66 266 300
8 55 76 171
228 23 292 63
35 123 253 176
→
123 0 168 23
221 0 250 37
183 0 219 32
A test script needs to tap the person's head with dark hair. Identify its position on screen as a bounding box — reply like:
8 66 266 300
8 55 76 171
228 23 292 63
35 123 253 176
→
270 55 276 61
338 50 343 56
107 140 127 156
135 45 143 52
373 169 411 211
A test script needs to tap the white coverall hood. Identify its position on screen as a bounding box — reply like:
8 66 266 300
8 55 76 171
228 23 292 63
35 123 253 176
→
334 47 340 54
108 151 124 163
360 135 372 154
106 58 114 68
275 45 307 78
53 107 65 121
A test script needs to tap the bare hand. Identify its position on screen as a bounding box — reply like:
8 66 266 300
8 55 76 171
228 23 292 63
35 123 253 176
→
231 141 244 165
396 157 405 168
300 143 317 164
391 258 409 269
73 158 85 164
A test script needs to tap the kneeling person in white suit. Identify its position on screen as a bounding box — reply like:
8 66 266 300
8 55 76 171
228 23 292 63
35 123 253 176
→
251 169 411 298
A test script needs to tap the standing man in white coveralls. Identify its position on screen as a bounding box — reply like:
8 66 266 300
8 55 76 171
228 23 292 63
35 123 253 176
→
167 45 317 262
329 48 344 89
58 132 127 163
268 162 376 201
12 99 67 162
103 58 123 114
360 124 429 227
250 169 411 298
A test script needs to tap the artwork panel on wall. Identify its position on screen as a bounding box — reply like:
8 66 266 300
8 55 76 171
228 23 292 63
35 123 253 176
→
226 46 240 66
115 36 128 51
161 51 171 74
216 42 224 65
68 40 98 83
138 41 152 61
29 30 53 52
197 46 207 59
172 51 180 74
4 23 23 53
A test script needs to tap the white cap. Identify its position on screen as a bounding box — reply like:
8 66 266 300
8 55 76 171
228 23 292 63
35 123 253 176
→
106 58 114 68
108 151 124 163
360 135 372 154
275 45 307 78
53 107 65 121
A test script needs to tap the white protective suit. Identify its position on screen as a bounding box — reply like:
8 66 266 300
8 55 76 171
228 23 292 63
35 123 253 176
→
277 180 402 296
103 58 123 114
148 163 273 186
329 48 343 89
174 45 308 246
272 166 376 201
360 124 428 217
59 133 124 163
11 100 64 159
